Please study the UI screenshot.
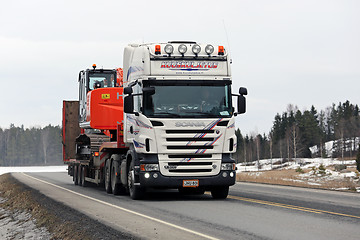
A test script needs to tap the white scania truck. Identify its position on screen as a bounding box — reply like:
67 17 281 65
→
122 41 247 199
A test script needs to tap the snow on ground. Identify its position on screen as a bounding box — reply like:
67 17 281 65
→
236 158 357 172
0 197 52 239
309 137 360 157
0 165 67 176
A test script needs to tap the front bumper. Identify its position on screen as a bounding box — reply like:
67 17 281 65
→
138 170 236 188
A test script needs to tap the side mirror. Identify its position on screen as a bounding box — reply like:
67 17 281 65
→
239 87 247 95
238 95 246 114
124 95 134 114
235 87 247 115
124 87 133 95
142 87 155 95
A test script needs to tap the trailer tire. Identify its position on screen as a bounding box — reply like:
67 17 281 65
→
111 162 126 195
104 159 112 194
210 186 229 199
74 165 79 185
127 159 145 200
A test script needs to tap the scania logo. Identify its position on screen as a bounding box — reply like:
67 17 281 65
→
164 165 177 170
175 122 206 127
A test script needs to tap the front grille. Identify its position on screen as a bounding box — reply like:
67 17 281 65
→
159 127 221 176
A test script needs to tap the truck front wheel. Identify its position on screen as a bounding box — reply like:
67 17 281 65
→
127 160 145 200
211 186 229 199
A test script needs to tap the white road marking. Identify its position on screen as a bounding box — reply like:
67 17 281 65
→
22 173 219 240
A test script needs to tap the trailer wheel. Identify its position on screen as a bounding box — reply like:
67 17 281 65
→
74 165 79 185
111 161 126 195
81 165 87 187
104 159 112 194
78 165 83 186
210 186 229 199
127 160 145 200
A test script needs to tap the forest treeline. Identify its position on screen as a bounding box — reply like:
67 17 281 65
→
234 100 360 163
0 100 359 166
0 124 62 166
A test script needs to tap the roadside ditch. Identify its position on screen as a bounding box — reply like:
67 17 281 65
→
0 173 138 240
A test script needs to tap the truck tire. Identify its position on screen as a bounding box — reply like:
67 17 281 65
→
104 159 112 194
111 161 126 195
127 159 145 200
74 165 79 185
81 165 87 187
211 186 229 199
78 165 83 186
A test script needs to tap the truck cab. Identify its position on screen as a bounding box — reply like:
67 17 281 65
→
122 41 247 199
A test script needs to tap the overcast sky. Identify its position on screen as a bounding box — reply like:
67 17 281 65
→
0 0 359 135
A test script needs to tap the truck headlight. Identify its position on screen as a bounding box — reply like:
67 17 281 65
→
140 164 159 172
221 163 235 171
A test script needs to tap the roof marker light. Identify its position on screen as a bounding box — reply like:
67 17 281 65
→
192 44 201 55
164 44 174 55
92 64 97 70
178 44 187 54
218 46 224 55
155 45 161 55
205 45 214 55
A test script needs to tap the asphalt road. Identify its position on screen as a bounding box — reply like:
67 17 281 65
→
13 172 360 240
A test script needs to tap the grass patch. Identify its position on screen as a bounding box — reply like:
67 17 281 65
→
237 168 360 191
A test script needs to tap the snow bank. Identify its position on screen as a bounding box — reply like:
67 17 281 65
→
0 166 67 176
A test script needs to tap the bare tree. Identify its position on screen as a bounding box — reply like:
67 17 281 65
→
41 127 50 165
336 119 346 161
269 132 273 169
256 135 261 170
288 124 302 160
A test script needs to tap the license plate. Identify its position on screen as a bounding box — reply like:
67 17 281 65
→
183 180 199 187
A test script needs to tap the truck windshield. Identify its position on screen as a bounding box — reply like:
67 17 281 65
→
88 72 115 91
143 81 232 118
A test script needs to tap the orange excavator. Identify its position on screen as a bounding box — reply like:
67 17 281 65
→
62 64 128 191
